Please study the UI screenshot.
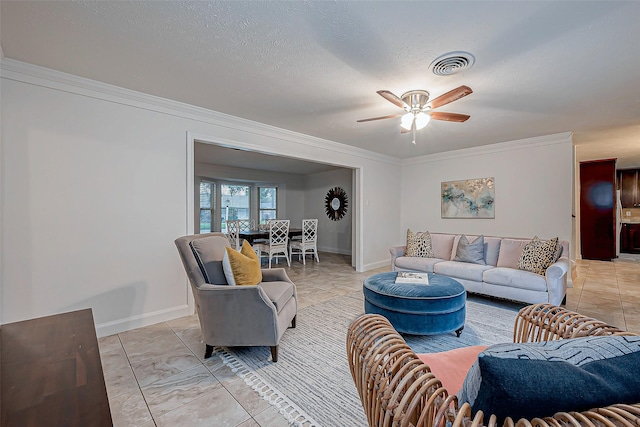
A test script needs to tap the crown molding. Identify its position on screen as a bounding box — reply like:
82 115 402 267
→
401 132 573 166
0 58 398 166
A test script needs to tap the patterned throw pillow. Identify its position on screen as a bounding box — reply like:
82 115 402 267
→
457 335 640 423
516 236 559 275
406 229 435 258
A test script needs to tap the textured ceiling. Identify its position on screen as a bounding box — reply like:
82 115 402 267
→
2 1 640 169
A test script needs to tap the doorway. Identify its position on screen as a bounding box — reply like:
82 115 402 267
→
185 133 364 271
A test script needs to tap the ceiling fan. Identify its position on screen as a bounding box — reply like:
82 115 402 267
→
357 85 473 144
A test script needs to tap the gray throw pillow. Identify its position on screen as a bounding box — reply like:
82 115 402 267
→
454 235 486 265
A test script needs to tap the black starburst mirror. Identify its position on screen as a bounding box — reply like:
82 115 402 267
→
324 187 348 221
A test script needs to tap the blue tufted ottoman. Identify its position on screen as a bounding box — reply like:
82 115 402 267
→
363 271 466 336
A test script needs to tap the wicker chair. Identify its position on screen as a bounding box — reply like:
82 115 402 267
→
346 303 640 427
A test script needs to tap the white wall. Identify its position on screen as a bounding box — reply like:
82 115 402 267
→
2 79 190 334
399 133 574 255
0 59 401 334
304 168 353 255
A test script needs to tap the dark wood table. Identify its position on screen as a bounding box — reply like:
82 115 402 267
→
239 228 302 245
1 308 113 427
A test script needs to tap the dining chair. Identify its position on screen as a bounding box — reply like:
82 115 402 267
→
237 219 255 232
226 220 240 250
289 219 319 265
255 219 291 268
241 218 268 246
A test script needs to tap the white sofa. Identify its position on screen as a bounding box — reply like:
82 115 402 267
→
390 233 570 306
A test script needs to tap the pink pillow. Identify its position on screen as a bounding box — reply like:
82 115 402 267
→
417 345 488 394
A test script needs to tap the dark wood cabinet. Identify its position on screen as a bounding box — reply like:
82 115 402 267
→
1 309 112 427
621 223 640 253
618 169 640 208
580 159 617 260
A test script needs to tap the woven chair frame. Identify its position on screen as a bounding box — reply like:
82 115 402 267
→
346 303 640 427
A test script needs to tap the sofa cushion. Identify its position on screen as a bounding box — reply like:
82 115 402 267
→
454 235 486 265
222 240 262 286
395 256 445 273
482 267 548 292
190 235 230 285
260 281 295 312
457 335 640 423
406 229 435 258
418 345 488 395
483 237 501 266
496 239 528 268
430 233 456 260
517 236 559 275
434 261 494 282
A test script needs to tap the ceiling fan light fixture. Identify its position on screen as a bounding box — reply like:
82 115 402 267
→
400 113 414 130
414 112 430 130
400 112 430 131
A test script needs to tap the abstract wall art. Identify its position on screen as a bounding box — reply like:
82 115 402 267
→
441 177 495 218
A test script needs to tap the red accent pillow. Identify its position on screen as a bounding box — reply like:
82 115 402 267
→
418 345 488 394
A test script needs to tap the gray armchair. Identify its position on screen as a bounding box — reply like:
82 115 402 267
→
175 232 297 362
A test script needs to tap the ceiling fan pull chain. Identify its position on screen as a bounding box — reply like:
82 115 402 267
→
412 119 417 145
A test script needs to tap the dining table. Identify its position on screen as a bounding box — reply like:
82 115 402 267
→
239 228 302 245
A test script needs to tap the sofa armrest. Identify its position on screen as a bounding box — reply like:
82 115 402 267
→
389 245 407 271
260 267 294 284
544 256 570 305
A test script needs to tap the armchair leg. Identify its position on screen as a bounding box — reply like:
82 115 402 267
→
204 344 214 359
270 345 278 362
291 315 296 328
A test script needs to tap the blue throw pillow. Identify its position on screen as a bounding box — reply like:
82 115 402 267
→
457 335 640 422
454 235 485 265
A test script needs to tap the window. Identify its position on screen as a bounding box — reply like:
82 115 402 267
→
220 184 250 233
259 186 277 224
199 181 214 233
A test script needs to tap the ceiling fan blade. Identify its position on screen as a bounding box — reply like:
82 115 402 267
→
356 113 403 123
428 85 473 109
429 112 471 122
377 90 408 109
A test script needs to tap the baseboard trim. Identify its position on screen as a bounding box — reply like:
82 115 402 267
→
363 259 391 271
317 246 351 255
95 304 193 338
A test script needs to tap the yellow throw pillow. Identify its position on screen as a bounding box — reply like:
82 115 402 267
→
223 240 262 286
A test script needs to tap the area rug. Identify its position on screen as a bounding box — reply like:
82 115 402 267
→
217 292 526 427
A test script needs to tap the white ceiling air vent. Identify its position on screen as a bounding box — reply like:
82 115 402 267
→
429 52 475 76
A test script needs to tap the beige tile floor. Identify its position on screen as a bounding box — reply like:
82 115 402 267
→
99 252 640 426
567 253 640 333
